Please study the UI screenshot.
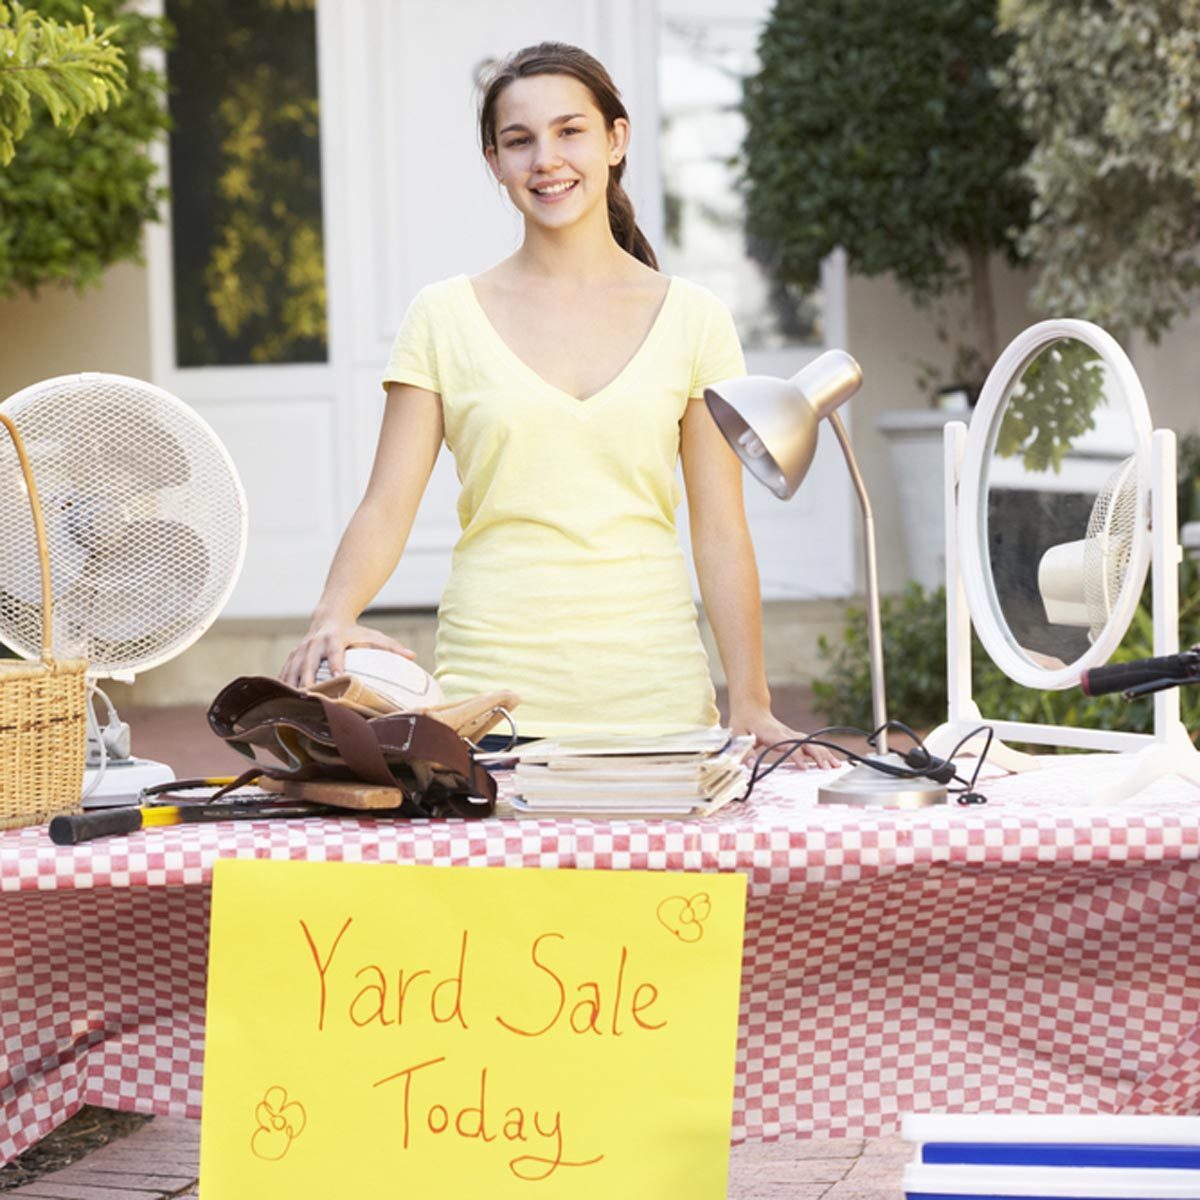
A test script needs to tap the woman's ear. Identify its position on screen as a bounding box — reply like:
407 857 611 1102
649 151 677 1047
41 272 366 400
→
484 144 504 184
608 117 630 166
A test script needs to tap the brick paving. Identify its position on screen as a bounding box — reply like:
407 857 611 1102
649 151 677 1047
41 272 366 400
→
0 1118 201 1198
0 1119 908 1198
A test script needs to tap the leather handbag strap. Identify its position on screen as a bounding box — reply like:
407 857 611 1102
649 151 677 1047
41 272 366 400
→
322 701 399 788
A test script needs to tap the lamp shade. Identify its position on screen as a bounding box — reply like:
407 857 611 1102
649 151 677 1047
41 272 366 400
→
704 350 863 499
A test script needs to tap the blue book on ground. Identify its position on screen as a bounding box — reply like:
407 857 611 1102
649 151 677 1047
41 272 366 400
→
921 1143 1200 1170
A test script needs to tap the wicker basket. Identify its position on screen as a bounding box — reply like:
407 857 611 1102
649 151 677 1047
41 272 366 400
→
0 412 88 830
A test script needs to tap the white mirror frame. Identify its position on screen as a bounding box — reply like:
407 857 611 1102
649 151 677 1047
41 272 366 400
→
959 319 1153 691
927 319 1200 801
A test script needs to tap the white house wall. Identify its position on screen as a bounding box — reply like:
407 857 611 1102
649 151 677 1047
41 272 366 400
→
0 262 152 398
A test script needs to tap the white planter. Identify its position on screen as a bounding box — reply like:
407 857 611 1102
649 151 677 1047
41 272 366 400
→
1184 521 1200 559
876 407 958 590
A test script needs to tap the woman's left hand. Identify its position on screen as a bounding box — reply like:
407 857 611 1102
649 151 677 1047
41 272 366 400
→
730 708 841 769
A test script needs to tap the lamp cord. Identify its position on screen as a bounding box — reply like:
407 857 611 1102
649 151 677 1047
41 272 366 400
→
741 720 995 805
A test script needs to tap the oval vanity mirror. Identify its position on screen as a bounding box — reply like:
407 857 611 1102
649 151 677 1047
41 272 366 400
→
931 318 1200 799
959 321 1153 692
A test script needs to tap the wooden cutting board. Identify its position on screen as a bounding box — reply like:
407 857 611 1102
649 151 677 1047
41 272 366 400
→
258 775 408 810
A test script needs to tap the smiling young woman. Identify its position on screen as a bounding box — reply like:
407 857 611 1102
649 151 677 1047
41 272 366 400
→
280 41 836 765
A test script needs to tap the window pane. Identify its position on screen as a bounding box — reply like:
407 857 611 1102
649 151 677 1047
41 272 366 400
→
166 0 327 366
658 0 822 350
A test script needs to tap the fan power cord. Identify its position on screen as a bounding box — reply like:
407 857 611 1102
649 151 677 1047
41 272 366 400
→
741 720 995 806
82 682 109 801
80 681 132 801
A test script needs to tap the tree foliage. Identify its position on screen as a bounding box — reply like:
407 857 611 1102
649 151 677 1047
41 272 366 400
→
742 0 1032 381
0 0 168 297
1002 0 1200 341
994 340 1105 473
202 57 325 362
0 0 125 164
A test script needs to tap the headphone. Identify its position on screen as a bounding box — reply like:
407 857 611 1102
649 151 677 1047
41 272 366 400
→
816 741 958 785
863 744 958 785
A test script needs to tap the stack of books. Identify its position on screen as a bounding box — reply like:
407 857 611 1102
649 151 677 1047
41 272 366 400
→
484 728 754 818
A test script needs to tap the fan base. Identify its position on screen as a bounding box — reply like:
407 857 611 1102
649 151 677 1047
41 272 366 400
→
81 757 174 809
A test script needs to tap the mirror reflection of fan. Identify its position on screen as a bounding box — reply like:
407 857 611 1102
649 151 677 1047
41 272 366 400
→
0 373 248 805
1038 455 1139 638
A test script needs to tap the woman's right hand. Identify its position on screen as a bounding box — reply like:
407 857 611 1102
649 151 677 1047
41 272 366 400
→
280 620 417 690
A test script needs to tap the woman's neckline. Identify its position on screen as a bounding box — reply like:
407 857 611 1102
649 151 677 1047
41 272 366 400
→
459 273 678 404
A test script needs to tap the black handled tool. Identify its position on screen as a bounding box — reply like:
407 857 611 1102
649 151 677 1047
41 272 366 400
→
1081 646 1200 699
49 799 342 845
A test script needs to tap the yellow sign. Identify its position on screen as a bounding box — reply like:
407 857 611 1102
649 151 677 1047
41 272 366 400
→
200 859 747 1198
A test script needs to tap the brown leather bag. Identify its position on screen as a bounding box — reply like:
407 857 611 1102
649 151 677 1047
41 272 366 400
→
208 676 497 818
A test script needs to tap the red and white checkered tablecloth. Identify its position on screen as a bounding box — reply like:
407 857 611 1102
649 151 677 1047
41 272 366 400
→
2 756 1200 1164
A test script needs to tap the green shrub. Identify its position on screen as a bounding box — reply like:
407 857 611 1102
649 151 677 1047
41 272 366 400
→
813 582 950 732
813 564 1200 746
1179 433 1200 528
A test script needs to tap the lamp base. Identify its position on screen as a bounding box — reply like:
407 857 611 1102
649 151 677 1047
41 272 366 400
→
818 756 948 808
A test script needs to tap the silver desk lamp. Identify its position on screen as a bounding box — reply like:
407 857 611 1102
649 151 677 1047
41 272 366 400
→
705 351 947 807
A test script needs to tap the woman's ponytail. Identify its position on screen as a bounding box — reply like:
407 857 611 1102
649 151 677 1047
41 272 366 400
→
607 163 658 270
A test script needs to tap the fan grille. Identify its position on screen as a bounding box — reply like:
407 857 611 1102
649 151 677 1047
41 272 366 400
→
0 375 246 675
1082 455 1139 640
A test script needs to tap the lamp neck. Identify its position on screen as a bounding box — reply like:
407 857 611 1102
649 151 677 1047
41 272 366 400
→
828 411 889 752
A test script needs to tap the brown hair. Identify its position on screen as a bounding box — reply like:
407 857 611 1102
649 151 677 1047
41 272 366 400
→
478 42 658 270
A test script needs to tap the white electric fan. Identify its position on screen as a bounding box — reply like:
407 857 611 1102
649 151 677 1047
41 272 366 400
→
1037 455 1139 638
0 373 248 804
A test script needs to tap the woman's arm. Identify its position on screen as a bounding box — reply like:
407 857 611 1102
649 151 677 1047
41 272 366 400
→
679 399 838 766
280 382 444 687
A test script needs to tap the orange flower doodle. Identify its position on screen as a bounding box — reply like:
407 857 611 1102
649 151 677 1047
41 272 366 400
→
250 1085 307 1161
656 892 712 943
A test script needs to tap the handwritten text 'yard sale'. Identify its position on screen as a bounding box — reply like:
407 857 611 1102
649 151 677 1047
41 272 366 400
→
301 918 670 1182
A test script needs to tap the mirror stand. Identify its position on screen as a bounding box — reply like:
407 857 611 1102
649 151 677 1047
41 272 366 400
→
925 422 1200 801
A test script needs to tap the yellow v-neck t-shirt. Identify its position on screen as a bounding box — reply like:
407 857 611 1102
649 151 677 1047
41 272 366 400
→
381 273 746 736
